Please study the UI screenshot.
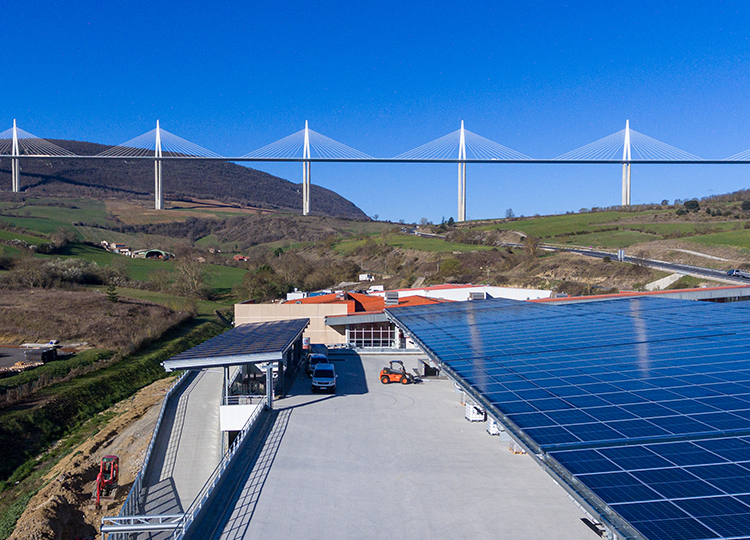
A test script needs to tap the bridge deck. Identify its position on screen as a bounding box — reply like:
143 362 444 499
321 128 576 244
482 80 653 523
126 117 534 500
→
186 354 593 540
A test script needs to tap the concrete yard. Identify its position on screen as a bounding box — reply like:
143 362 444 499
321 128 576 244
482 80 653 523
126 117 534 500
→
187 353 596 540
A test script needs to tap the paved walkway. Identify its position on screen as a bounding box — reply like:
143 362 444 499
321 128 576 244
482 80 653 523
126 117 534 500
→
187 354 595 540
140 368 223 520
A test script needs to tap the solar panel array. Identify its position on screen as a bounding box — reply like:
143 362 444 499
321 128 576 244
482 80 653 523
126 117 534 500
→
386 298 750 540
167 318 309 364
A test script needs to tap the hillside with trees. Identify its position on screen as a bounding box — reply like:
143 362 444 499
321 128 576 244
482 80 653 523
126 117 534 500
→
0 139 367 219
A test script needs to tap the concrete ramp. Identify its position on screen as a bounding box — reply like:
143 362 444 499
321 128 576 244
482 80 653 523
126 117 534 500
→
140 368 224 517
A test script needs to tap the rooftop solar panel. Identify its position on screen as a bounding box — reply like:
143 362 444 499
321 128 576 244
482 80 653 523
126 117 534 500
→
163 318 309 370
386 297 750 540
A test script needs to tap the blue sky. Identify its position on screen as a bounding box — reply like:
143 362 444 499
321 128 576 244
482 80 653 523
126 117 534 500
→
2 0 749 222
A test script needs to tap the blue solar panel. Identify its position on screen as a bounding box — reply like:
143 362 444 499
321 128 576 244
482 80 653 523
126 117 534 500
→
386 297 750 540
164 318 309 369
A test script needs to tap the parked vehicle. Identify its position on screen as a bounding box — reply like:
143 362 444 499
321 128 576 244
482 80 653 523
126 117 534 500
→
307 343 329 359
306 353 329 376
380 360 417 384
311 363 337 393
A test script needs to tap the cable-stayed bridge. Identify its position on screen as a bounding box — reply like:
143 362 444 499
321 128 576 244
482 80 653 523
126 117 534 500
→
1 119 749 221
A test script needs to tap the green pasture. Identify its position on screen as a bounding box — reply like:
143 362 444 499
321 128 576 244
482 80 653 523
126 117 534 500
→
0 230 47 246
336 234 491 254
687 230 750 251
76 226 176 250
555 230 659 248
625 222 741 236
0 216 78 237
38 243 246 289
92 287 233 316
475 211 648 237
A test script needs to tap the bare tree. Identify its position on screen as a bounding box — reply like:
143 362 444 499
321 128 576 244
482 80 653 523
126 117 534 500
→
523 235 541 260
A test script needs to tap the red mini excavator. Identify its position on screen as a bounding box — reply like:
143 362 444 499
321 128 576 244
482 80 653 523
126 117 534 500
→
95 455 119 507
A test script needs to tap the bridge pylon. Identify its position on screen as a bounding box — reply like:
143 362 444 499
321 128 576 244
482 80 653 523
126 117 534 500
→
155 120 163 210
458 121 467 222
11 120 20 193
621 120 631 206
302 121 311 215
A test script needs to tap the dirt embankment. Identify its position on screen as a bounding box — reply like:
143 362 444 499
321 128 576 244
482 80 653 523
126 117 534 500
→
9 377 174 540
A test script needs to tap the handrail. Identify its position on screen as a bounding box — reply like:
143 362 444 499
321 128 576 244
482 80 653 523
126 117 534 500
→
171 396 267 539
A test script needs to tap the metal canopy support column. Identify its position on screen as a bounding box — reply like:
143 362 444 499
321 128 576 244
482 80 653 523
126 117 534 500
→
154 120 163 210
266 363 274 410
224 366 230 405
11 120 20 193
302 121 311 216
458 121 467 222
621 119 631 206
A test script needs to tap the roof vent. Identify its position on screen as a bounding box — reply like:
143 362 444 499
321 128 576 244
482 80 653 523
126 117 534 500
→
469 292 487 301
385 291 399 306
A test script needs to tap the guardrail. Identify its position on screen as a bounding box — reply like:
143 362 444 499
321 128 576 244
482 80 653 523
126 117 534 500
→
170 395 268 539
223 394 264 406
103 371 190 538
102 514 184 534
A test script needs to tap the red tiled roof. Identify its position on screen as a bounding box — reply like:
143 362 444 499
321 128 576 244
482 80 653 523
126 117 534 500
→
290 292 449 313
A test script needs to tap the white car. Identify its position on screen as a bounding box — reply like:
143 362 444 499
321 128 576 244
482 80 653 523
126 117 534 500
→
311 363 337 393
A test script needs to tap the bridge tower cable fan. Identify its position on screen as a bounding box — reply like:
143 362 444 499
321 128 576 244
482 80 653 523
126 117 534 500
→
622 119 631 206
11 120 20 193
303 120 311 216
155 120 163 210
458 120 467 222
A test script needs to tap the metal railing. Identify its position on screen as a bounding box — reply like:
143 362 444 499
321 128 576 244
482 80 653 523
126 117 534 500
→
170 395 268 539
223 394 265 406
102 514 184 534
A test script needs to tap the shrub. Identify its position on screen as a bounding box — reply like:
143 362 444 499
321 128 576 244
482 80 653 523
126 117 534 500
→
684 199 700 212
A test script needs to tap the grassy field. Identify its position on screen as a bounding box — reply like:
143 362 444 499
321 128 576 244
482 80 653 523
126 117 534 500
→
95 287 234 316
476 211 646 236
553 229 659 248
626 222 742 235
0 230 47 246
335 234 492 254
687 230 750 250
47 244 248 290
76 226 177 250
0 349 113 395
0 216 78 237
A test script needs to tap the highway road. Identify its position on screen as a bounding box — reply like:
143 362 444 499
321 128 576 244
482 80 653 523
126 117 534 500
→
504 242 746 285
